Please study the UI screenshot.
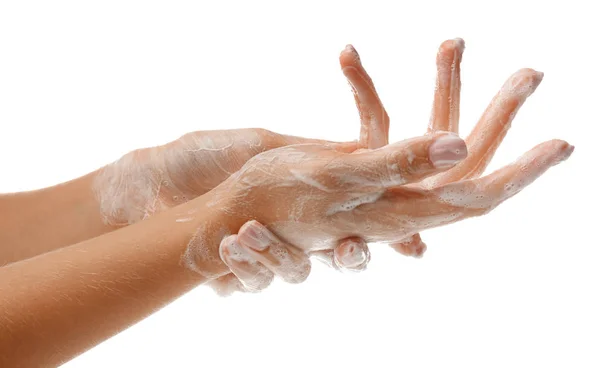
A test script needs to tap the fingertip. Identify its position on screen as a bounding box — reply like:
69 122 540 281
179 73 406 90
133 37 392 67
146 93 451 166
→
564 143 575 159
549 139 575 163
238 220 273 251
334 238 370 271
219 234 238 260
340 44 360 62
344 44 357 54
504 68 544 97
454 37 466 51
438 38 465 59
390 234 427 258
219 235 253 266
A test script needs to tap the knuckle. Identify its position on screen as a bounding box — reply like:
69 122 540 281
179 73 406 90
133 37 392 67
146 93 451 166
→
250 128 280 149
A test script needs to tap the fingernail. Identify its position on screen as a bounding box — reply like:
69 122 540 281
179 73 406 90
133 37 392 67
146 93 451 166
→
345 44 355 52
239 220 276 251
343 44 360 60
429 134 468 168
220 235 252 263
334 239 368 269
559 142 575 162
564 144 575 159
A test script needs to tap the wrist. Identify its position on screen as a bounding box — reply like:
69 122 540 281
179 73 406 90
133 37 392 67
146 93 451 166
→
175 191 248 280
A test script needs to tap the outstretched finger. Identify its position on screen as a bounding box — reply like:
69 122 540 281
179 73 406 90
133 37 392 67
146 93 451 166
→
395 38 464 258
428 38 465 134
367 140 573 241
340 44 390 149
424 68 544 188
431 139 573 213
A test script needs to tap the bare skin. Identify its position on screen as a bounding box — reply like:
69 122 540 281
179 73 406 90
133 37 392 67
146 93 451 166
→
0 195 218 367
0 132 570 366
221 38 557 289
0 48 374 297
0 39 573 366
0 131 356 265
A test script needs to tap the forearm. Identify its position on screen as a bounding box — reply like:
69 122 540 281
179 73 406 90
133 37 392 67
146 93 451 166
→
0 172 113 265
0 194 233 367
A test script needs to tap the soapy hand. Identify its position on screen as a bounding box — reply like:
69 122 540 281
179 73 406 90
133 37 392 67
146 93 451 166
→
212 131 467 294
92 50 374 296
210 39 574 293
210 129 572 278
94 128 357 226
209 43 394 294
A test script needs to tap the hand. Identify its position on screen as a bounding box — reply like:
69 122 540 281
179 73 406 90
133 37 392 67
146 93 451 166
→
208 43 391 295
94 128 356 226
210 221 370 296
392 39 550 257
92 47 375 296
209 38 569 294
210 129 571 261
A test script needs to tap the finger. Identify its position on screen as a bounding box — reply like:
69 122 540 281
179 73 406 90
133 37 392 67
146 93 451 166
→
335 132 467 190
428 38 465 134
310 238 370 272
333 238 371 271
424 68 544 188
365 140 573 241
208 273 246 297
219 235 274 292
407 38 464 258
237 220 312 284
389 233 427 258
340 44 390 149
432 139 573 212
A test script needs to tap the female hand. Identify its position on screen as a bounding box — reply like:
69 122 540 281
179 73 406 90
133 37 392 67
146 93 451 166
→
207 44 391 295
92 45 382 295
392 39 550 257
210 38 572 294
188 122 571 279
94 128 357 226
340 38 553 258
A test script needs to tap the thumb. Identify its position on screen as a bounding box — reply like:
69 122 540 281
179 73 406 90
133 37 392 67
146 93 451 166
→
333 132 468 190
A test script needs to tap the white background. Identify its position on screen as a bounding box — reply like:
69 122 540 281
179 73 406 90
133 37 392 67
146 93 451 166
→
1 1 597 367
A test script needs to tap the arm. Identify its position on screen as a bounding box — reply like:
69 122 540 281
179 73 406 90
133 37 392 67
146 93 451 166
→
0 173 114 265
0 129 353 267
0 193 230 367
0 129 572 367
